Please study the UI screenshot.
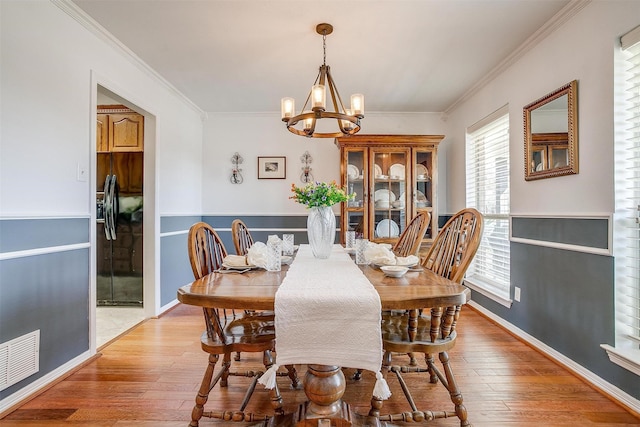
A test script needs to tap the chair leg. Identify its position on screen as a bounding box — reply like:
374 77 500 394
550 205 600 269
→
190 353 219 427
285 364 300 388
369 351 392 417
425 353 439 384
220 352 232 387
353 368 363 380
439 351 469 427
408 352 417 366
234 351 241 361
263 350 284 416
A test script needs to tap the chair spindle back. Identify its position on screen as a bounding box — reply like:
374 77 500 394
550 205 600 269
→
392 211 431 257
188 222 228 280
421 208 483 284
231 219 254 256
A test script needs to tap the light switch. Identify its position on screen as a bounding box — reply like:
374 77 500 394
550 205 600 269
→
77 163 87 182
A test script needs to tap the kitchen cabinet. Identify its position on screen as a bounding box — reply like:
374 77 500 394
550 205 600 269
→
97 106 144 195
335 134 443 249
97 106 144 153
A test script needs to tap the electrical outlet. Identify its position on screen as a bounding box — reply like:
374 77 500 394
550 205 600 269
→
77 163 87 182
514 286 521 302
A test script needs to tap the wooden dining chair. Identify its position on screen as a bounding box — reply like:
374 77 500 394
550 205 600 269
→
370 208 483 427
231 219 254 256
187 222 298 427
392 211 431 257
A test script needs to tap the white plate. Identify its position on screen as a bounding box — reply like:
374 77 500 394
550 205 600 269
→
347 164 359 179
376 219 400 238
374 189 396 203
389 164 405 179
416 164 428 177
222 263 259 270
281 256 293 265
416 190 427 203
374 164 383 177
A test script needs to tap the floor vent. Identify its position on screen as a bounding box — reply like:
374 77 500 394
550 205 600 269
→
0 330 40 391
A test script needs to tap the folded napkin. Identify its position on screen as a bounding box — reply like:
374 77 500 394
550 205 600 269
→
364 243 396 265
222 254 249 267
396 255 420 266
247 242 268 268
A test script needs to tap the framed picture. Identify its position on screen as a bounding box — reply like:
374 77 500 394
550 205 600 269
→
258 156 286 179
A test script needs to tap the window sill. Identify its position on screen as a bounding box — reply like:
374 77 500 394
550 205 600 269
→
463 278 512 308
601 344 640 376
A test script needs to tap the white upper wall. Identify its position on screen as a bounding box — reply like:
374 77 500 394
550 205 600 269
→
202 112 448 215
444 0 640 215
0 0 204 217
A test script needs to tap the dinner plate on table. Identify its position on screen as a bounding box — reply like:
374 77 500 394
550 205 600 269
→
221 263 259 270
376 219 400 238
281 256 293 265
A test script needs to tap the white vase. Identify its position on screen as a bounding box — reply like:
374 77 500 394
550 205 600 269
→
307 206 336 259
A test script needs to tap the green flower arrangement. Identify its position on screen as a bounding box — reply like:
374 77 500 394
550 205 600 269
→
290 181 355 208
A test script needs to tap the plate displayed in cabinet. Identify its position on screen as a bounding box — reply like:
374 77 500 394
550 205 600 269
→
416 164 429 178
376 219 400 238
389 163 405 179
374 164 383 177
347 164 359 179
374 189 396 202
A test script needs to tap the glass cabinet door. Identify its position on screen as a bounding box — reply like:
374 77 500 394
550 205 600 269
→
549 145 568 168
415 149 434 240
345 148 366 239
371 149 409 241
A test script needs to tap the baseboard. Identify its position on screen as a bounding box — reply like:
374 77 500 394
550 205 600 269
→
467 301 640 417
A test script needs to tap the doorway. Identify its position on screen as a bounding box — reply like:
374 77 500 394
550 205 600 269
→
95 87 146 346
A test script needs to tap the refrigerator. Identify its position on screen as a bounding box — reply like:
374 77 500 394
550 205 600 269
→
96 151 144 306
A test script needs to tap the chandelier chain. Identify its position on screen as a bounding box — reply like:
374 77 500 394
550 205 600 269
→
322 31 327 66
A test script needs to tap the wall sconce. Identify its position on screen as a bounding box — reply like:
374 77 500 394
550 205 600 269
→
230 152 243 184
300 151 313 183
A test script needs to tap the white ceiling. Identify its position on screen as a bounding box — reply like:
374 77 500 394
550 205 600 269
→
72 0 572 114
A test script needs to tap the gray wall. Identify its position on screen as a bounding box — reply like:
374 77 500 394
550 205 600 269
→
0 218 90 399
471 216 639 399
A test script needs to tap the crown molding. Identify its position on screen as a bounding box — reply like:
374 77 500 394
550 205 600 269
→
52 0 206 120
444 0 591 115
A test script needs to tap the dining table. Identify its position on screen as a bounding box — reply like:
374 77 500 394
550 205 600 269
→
177 244 469 427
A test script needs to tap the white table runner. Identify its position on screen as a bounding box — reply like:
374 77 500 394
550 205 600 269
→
258 244 390 399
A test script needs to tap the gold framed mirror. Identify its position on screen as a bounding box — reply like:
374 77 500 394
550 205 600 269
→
524 80 578 181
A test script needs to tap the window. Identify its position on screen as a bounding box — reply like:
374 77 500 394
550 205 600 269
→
607 25 640 374
464 106 511 305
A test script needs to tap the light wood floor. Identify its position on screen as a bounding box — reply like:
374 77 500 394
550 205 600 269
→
2 304 639 426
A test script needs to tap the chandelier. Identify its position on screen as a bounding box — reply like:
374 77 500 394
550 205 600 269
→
281 23 364 138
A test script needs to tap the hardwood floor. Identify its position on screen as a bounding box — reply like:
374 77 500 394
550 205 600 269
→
2 304 639 426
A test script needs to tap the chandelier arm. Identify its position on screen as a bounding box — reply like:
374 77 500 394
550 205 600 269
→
325 68 348 114
286 111 360 138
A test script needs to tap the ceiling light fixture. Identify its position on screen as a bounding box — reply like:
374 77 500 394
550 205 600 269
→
281 23 364 138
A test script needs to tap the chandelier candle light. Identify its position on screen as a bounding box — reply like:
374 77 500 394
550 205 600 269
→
281 23 364 138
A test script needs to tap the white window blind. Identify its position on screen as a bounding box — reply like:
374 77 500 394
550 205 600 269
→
465 107 511 302
616 31 640 348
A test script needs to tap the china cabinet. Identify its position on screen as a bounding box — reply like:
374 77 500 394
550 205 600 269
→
335 134 443 249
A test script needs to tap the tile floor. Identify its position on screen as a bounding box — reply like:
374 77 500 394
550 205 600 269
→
95 306 145 348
